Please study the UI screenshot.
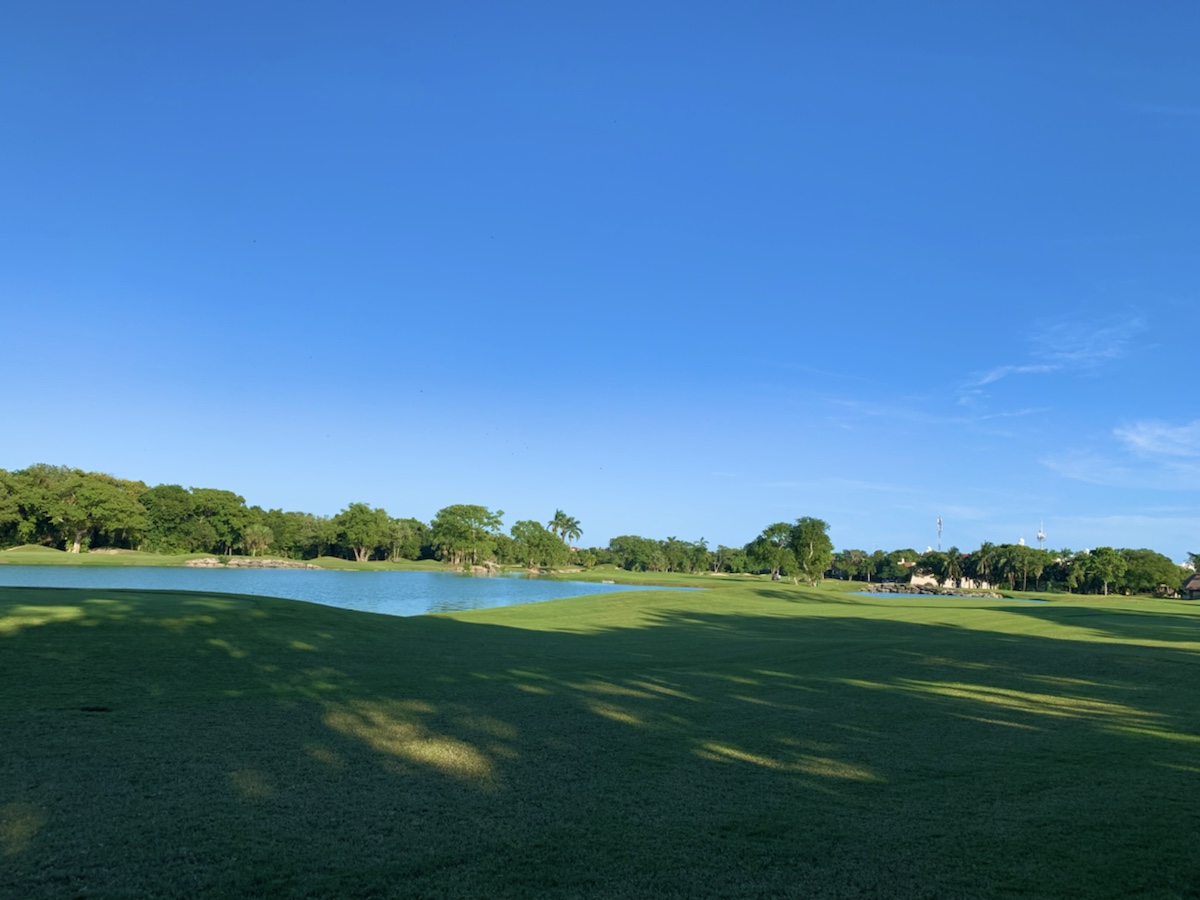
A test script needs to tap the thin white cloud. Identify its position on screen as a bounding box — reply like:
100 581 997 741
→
964 313 1147 391
1042 443 1200 491
976 407 1050 421
972 363 1059 386
1032 315 1147 365
1115 420 1200 458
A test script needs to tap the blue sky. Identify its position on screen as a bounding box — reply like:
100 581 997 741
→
2 2 1197 559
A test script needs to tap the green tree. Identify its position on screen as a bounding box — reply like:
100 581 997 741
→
548 510 583 546
431 505 504 566
1041 550 1076 592
609 535 666 572
790 517 833 585
748 523 795 580
944 547 963 587
1083 547 1127 596
316 516 340 559
1001 545 1052 592
190 488 251 555
964 542 997 587
834 548 868 582
333 502 391 562
141 484 198 553
10 464 76 547
22 468 148 553
917 550 950 586
511 520 567 569
0 469 21 546
1118 548 1183 595
712 544 745 573
242 524 274 557
385 517 429 561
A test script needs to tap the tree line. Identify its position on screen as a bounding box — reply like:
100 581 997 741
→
0 464 591 568
0 464 1192 595
829 543 1194 597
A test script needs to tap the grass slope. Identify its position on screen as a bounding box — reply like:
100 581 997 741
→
3 582 1199 898
0 547 205 567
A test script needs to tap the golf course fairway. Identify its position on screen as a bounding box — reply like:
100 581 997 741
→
3 581 1198 898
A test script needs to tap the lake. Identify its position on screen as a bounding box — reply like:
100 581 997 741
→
0 566 681 617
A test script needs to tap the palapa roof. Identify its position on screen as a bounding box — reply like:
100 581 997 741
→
1184 572 1200 592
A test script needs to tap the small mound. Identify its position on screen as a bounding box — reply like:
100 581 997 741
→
2 544 64 554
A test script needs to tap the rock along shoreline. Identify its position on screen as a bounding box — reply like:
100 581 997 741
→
859 582 1003 599
184 557 321 570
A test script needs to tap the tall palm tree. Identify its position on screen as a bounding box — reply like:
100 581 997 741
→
562 516 582 546
945 546 962 587
548 509 569 541
548 510 582 546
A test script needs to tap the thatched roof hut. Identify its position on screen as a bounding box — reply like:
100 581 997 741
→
1183 572 1200 600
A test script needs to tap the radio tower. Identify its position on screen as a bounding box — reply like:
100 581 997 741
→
937 517 942 552
1037 522 1045 550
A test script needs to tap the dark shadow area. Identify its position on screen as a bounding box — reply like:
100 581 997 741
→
751 588 867 605
3 586 1200 898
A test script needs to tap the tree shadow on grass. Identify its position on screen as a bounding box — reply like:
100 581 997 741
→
750 588 866 605
3 586 1200 898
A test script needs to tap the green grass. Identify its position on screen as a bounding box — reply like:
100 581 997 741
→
0 546 206 566
3 581 1200 898
0 547 449 571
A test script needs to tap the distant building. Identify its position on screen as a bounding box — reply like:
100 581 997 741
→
1183 573 1200 600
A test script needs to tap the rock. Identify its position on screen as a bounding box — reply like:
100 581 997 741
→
183 557 319 570
857 581 1002 599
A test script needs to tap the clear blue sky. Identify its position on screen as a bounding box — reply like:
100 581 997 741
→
2 2 1197 560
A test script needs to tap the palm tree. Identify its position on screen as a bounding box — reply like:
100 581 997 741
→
548 509 568 540
548 510 582 546
967 542 996 588
562 515 582 546
945 546 962 587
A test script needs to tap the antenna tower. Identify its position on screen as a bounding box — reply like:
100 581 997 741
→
936 517 942 552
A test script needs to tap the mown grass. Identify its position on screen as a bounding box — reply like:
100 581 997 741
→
0 546 205 567
0 547 448 572
3 581 1199 898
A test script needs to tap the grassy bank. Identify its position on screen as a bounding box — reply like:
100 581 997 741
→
0 546 445 571
3 581 1199 897
0 546 204 566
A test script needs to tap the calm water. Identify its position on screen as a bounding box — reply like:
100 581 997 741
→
0 566 678 617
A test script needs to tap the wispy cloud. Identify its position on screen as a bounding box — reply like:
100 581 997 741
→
1042 419 1200 490
1115 420 1200 458
971 364 1058 387
975 407 1050 421
964 313 1146 391
829 395 1047 432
